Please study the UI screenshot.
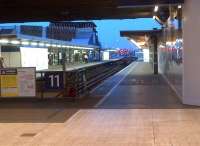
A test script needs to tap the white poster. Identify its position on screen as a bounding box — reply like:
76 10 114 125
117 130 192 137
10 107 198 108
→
143 49 150 62
17 68 36 97
103 52 110 60
20 47 48 71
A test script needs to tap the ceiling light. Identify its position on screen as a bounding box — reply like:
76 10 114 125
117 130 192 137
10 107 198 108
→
154 5 159 12
137 42 146 46
63 45 68 48
130 39 141 49
21 41 29 45
45 43 51 47
39 42 45 47
0 39 9 44
52 44 57 47
30 42 38 46
10 40 20 45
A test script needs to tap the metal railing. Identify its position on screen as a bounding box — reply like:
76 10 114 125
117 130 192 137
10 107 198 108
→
36 58 133 101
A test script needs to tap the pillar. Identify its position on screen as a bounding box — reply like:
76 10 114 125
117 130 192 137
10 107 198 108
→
153 35 158 75
183 0 200 105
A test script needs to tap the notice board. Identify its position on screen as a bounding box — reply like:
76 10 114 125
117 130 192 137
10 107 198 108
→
17 68 36 97
0 68 18 97
0 68 36 97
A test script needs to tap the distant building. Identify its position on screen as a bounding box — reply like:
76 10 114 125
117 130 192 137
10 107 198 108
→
47 22 100 46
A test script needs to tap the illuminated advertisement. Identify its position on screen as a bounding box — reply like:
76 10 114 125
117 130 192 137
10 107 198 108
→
143 49 150 62
103 52 110 60
20 47 48 70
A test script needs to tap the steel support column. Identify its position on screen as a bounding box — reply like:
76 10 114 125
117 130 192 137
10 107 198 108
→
153 35 158 75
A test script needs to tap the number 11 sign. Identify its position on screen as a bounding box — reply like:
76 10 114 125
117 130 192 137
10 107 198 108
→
44 72 64 90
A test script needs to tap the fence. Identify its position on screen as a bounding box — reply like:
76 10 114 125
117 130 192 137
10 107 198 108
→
36 58 133 101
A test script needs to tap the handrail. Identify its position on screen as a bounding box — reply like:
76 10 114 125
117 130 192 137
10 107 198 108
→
35 57 133 100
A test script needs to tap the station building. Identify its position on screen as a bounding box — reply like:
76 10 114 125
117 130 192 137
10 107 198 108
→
0 22 100 71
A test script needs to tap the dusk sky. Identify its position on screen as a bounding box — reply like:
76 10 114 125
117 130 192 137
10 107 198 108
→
0 18 161 49
94 19 161 49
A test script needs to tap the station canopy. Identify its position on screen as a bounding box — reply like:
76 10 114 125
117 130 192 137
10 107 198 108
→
120 30 162 49
0 0 184 22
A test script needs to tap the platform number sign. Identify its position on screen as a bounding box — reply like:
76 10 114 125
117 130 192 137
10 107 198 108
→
44 72 64 90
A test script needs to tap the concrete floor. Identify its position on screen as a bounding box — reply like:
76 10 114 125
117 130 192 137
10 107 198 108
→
1 109 200 146
94 62 192 109
0 62 199 146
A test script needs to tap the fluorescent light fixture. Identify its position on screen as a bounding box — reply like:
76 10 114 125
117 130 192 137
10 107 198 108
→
154 5 159 12
21 41 29 45
45 43 51 47
39 42 45 47
178 5 182 9
52 44 57 47
130 39 141 49
0 39 9 44
137 41 146 46
30 42 38 46
10 40 20 45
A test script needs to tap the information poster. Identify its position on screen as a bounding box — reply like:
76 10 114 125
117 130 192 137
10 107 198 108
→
17 68 36 97
0 68 36 97
0 69 18 97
